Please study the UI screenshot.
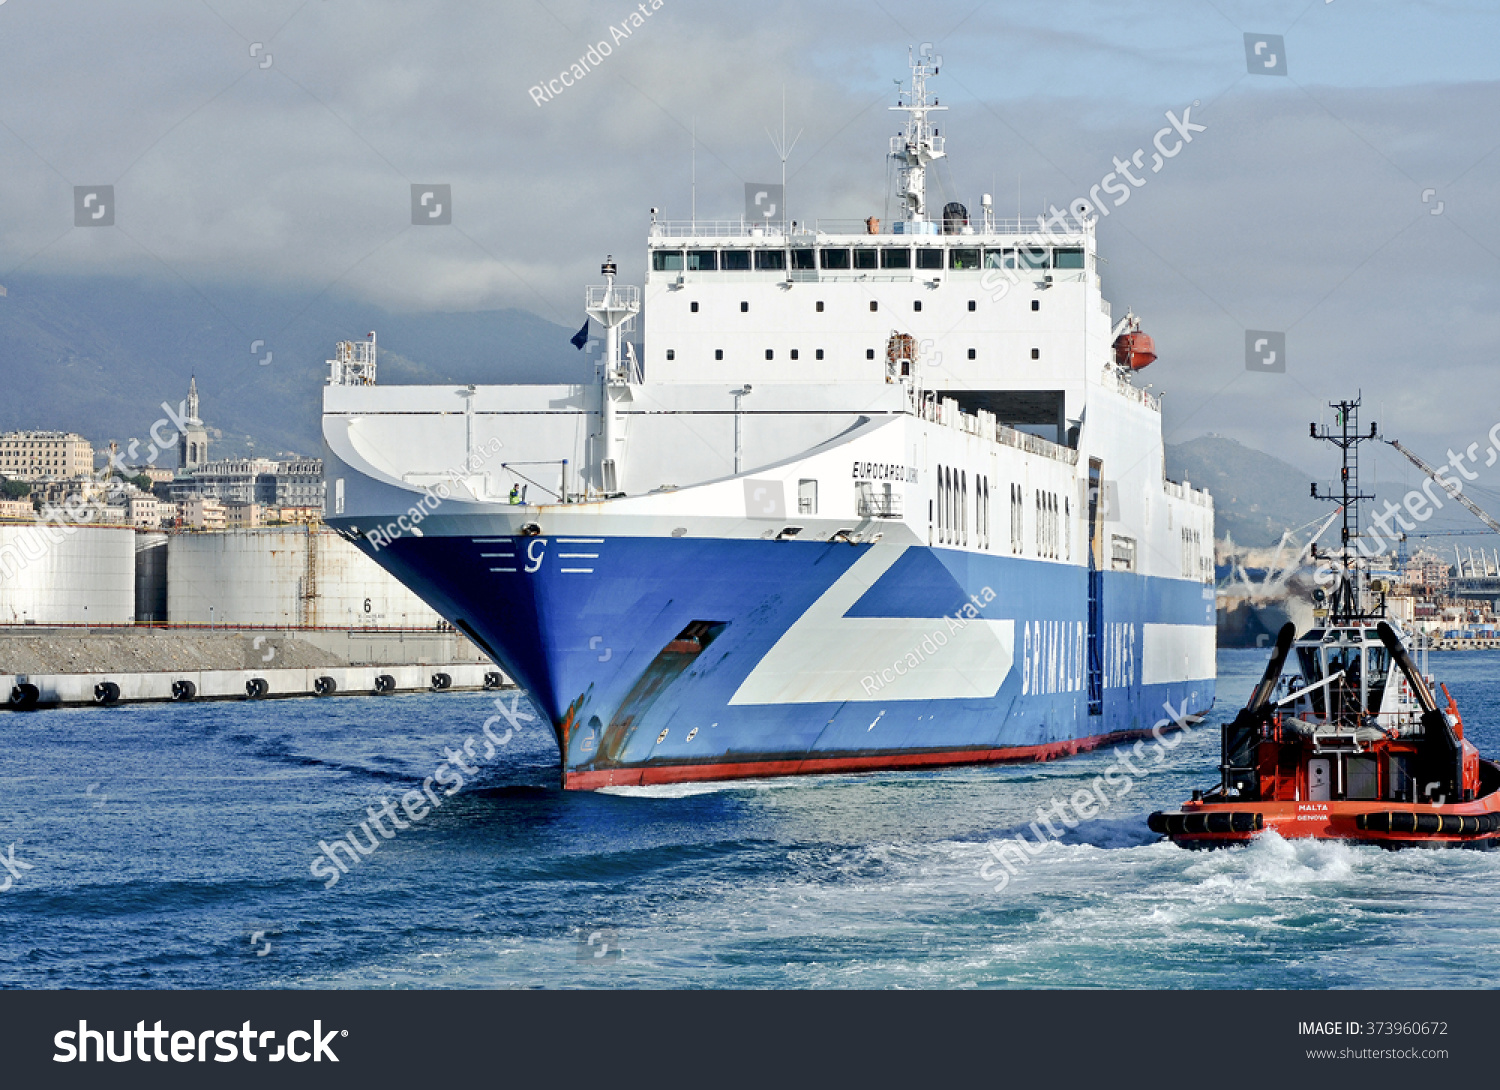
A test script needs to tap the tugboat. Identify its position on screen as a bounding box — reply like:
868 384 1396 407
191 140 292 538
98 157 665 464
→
1149 397 1500 847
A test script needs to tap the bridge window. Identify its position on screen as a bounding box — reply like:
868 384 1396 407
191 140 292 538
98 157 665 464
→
881 248 911 269
754 250 786 271
820 248 850 269
1054 248 1085 269
791 249 816 270
686 249 717 271
1012 246 1050 269
983 249 1008 268
915 248 943 270
950 248 980 270
652 250 684 271
721 250 751 271
853 249 878 270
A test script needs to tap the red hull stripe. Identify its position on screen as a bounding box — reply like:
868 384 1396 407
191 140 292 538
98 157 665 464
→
563 728 1154 791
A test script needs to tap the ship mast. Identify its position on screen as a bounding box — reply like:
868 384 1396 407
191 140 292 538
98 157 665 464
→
889 48 947 225
585 255 639 495
1310 396 1384 624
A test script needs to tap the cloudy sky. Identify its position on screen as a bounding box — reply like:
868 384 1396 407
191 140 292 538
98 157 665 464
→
2 0 1499 520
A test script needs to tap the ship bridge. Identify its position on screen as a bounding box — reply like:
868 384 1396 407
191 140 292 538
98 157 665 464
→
642 215 1103 446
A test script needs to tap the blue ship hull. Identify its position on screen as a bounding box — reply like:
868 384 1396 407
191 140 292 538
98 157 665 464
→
355 531 1216 790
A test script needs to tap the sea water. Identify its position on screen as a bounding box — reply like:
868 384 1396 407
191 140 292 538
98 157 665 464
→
3 650 1498 989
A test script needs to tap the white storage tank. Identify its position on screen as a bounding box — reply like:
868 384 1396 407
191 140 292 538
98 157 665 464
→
0 524 135 625
166 528 441 627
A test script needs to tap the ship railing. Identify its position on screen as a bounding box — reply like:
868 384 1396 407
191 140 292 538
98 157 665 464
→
908 386 1077 464
649 221 816 239
585 284 640 309
1101 366 1161 412
647 218 1093 239
889 134 945 158
1163 478 1213 507
855 482 903 518
994 423 1078 464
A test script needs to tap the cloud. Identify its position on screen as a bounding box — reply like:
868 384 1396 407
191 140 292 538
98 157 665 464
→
0 0 1496 469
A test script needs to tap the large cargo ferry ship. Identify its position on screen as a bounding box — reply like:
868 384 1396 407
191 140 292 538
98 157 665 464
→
321 54 1217 790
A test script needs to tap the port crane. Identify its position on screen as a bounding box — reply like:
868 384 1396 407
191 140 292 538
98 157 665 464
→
1386 439 1500 535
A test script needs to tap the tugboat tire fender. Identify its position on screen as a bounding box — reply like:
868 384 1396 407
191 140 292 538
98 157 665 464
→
1148 811 1265 837
1356 810 1500 836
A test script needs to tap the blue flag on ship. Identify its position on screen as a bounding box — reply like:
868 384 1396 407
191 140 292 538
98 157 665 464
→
570 320 589 350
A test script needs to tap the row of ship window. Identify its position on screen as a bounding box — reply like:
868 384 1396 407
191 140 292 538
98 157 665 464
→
688 300 1043 313
665 348 1040 362
933 466 1069 559
652 247 1087 272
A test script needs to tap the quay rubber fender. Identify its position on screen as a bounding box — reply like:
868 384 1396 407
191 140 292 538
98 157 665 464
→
313 676 337 697
8 683 40 710
170 679 197 702
245 677 270 700
483 671 504 691
430 672 452 692
373 674 396 695
93 681 121 705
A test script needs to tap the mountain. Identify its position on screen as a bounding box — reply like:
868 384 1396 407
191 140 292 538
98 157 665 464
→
0 274 594 463
1165 434 1330 548
0 276 1474 552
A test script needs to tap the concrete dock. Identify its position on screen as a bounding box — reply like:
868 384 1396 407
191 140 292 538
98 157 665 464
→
0 626 512 708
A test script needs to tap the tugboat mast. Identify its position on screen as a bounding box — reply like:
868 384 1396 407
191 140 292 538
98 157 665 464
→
1310 396 1383 624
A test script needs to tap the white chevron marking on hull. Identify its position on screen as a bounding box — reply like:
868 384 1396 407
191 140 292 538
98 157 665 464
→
729 545 1014 705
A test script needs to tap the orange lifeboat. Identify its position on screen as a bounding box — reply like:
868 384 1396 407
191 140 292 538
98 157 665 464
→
1113 330 1156 370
